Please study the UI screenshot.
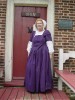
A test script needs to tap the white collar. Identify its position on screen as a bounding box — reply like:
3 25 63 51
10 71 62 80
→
35 30 45 35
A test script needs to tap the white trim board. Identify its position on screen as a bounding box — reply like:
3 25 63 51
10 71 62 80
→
5 0 55 81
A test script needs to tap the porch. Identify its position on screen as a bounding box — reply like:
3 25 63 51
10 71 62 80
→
0 87 69 100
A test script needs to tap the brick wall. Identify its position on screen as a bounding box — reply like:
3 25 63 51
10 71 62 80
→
54 0 75 95
0 0 7 86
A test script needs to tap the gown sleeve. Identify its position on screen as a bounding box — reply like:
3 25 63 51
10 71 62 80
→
26 41 32 54
29 31 34 42
46 41 54 54
26 31 34 55
44 30 54 54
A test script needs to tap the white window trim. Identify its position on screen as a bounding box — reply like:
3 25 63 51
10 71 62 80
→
5 0 55 81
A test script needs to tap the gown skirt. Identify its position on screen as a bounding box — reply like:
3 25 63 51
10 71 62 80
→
24 30 53 93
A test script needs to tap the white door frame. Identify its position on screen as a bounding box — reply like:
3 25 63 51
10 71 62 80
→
5 0 55 81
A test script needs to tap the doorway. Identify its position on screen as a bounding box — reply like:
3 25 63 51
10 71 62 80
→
13 6 47 79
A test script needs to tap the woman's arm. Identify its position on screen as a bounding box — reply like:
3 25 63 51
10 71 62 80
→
26 31 34 56
44 30 54 59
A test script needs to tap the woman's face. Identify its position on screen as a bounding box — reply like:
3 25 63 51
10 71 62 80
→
36 20 44 31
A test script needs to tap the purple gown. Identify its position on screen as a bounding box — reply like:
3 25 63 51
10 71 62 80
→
24 30 53 93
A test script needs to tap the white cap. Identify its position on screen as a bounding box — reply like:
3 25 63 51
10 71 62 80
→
33 19 47 31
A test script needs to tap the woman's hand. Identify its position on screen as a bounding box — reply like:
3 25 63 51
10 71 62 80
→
50 54 53 59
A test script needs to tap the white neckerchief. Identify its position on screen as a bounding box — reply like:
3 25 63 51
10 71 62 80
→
34 30 45 37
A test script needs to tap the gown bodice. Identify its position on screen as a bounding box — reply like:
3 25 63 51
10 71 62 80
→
31 31 47 53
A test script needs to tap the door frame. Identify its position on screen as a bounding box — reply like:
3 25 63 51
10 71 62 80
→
5 0 55 81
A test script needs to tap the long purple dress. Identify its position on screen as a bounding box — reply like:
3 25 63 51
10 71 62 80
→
24 30 53 93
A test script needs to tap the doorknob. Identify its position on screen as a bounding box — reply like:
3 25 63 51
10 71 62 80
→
27 26 33 33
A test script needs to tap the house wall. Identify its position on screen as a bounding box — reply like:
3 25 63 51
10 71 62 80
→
54 0 75 94
0 0 7 86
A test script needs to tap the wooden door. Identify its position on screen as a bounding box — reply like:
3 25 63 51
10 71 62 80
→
13 6 47 79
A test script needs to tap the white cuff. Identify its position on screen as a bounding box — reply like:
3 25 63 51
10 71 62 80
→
46 41 54 54
26 41 32 53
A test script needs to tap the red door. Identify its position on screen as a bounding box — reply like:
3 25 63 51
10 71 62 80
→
13 6 47 79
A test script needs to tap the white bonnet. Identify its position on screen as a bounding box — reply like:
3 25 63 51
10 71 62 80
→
33 19 47 31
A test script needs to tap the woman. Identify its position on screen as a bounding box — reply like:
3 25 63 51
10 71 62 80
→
24 18 54 93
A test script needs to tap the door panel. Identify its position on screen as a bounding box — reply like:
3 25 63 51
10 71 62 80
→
13 6 47 79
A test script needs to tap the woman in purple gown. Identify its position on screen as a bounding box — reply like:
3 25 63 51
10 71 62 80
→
24 18 54 93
